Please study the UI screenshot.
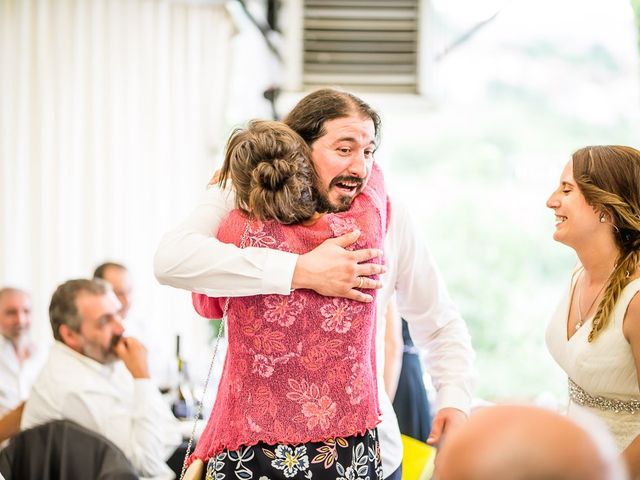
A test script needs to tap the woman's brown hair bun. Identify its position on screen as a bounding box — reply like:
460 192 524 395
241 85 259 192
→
252 158 296 192
218 120 318 224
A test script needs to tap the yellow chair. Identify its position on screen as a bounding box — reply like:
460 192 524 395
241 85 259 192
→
401 434 436 480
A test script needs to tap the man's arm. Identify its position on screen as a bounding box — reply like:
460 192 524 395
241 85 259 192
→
154 186 296 296
390 200 475 445
154 185 384 301
382 299 403 401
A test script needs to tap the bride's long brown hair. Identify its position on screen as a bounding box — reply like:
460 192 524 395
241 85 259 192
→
572 145 640 341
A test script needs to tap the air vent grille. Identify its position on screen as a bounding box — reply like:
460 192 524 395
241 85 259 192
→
303 0 419 93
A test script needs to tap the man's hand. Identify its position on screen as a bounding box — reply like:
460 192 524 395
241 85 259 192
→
207 169 221 187
292 230 386 302
427 407 467 447
429 408 467 479
113 336 150 379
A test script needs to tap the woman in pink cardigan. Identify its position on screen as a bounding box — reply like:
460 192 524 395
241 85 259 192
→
189 118 388 480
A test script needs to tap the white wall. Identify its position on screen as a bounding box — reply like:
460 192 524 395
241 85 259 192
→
0 0 236 382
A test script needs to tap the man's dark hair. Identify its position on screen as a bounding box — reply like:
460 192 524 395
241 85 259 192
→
93 262 127 279
49 279 109 341
283 88 381 147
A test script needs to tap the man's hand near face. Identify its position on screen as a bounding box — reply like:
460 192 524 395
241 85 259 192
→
113 336 150 379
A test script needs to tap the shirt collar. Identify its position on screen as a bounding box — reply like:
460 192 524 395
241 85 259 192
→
0 335 12 349
0 335 25 357
53 341 117 376
0 336 18 364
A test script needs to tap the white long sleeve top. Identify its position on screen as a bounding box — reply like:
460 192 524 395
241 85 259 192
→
21 342 182 479
0 336 46 415
154 185 475 476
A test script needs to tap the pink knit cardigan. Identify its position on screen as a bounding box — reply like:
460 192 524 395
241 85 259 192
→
191 163 388 462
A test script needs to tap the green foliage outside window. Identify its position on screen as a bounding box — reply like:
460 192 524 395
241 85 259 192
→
384 5 639 401
632 0 640 53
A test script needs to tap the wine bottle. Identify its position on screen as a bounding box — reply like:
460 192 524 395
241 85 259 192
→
171 335 195 419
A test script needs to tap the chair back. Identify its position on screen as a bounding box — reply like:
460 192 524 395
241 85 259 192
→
401 434 436 480
0 419 138 480
0 403 24 444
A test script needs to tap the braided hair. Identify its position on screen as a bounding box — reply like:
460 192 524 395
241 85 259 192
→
572 145 640 341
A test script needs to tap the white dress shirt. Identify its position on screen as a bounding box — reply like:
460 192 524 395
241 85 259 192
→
0 336 46 415
154 185 475 476
21 342 182 479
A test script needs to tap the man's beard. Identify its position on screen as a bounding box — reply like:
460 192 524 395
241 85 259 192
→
6 327 30 346
315 176 364 213
82 333 121 364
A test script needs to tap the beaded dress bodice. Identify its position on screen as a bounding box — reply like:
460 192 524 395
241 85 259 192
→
546 273 640 449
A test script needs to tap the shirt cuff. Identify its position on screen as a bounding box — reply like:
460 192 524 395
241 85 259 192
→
435 385 473 416
262 249 298 295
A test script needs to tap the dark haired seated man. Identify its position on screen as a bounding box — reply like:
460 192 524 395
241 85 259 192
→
21 279 182 478
93 262 133 320
94 261 167 383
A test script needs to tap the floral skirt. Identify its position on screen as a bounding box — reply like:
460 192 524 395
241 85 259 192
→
205 429 382 480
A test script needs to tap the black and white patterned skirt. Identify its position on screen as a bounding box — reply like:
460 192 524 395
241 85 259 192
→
205 429 382 480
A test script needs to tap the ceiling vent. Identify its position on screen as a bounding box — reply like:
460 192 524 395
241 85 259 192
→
302 0 419 93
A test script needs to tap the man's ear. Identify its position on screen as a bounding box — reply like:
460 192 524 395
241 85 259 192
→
58 324 82 352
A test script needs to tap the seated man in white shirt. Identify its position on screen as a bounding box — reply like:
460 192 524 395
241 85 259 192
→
21 279 182 479
93 261 167 384
0 288 45 416
93 262 134 319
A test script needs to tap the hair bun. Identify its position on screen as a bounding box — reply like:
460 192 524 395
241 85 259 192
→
252 159 296 192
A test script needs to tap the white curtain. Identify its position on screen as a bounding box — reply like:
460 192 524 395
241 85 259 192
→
0 0 236 378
